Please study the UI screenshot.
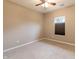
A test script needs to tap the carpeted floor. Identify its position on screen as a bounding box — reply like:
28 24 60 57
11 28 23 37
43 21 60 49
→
4 39 75 59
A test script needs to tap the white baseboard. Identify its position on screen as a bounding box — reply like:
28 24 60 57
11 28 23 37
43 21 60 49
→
42 38 75 46
3 39 42 53
4 38 74 53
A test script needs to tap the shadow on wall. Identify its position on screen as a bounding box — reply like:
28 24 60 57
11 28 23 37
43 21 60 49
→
3 22 41 50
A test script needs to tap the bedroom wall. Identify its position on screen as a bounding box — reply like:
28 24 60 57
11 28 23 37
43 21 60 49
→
3 0 75 50
3 0 44 50
44 5 75 44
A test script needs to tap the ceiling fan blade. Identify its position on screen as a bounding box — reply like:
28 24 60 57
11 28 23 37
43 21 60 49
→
40 0 45 3
35 3 43 6
49 2 56 6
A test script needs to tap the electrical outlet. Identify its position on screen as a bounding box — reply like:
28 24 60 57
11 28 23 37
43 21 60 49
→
15 40 20 44
4 56 8 59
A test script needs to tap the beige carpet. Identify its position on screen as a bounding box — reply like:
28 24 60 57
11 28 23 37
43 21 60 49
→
4 39 75 59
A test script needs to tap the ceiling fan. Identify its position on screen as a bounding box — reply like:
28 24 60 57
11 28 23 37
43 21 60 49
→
35 0 56 7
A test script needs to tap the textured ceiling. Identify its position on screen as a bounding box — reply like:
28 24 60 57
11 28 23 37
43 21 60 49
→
8 0 75 13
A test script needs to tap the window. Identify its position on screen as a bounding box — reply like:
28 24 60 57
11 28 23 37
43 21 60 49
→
54 16 65 35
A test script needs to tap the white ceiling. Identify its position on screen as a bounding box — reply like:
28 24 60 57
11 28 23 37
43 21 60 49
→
8 0 75 13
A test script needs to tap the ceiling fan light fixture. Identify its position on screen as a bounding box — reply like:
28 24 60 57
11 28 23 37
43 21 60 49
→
41 2 48 8
47 0 55 2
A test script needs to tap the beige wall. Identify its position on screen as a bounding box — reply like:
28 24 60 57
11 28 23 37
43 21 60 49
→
3 0 75 50
3 0 44 50
44 5 75 44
